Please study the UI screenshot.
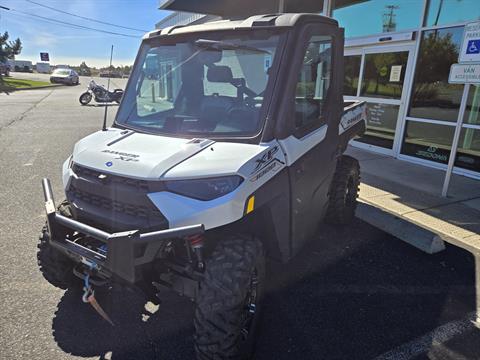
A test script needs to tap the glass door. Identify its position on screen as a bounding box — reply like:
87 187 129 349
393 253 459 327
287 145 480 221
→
344 44 415 154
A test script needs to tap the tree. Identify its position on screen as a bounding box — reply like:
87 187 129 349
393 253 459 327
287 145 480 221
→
0 32 22 77
78 61 91 76
412 31 459 101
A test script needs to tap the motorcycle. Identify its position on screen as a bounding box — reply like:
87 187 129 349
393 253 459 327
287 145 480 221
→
79 80 123 105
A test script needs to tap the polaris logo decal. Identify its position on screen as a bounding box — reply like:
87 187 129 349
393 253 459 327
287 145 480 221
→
102 149 140 162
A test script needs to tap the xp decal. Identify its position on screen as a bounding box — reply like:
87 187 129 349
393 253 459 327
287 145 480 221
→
252 146 281 173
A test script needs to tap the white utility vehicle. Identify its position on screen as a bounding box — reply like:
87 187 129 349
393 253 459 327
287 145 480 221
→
39 13 366 360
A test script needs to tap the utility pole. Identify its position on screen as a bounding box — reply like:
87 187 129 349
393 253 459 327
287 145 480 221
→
102 45 114 131
383 5 399 33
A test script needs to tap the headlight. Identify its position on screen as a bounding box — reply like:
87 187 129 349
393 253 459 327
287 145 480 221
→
165 176 244 201
67 155 73 169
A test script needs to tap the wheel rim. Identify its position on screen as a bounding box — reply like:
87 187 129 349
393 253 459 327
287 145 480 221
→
81 94 91 104
241 269 259 340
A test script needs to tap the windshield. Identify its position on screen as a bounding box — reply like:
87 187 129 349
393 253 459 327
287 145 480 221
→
116 30 285 137
53 69 70 75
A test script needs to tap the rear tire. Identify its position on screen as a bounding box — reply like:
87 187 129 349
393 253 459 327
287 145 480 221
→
37 201 76 290
79 92 92 105
325 155 360 225
194 235 265 360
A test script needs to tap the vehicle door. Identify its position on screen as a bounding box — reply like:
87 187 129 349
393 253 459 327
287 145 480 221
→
277 23 343 255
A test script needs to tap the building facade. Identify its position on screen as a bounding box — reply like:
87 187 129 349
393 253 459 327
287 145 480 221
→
157 0 480 180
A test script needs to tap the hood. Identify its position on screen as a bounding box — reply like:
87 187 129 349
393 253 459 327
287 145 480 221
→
72 128 272 181
72 129 215 179
52 73 71 78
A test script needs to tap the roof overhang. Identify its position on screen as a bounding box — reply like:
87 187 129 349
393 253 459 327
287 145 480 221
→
159 0 368 17
160 0 281 17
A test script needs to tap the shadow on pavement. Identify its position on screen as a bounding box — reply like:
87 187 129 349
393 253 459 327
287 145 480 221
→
0 77 15 94
53 287 195 359
82 103 120 108
51 219 477 359
255 219 476 359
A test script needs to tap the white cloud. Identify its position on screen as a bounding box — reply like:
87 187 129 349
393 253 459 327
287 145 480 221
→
30 31 60 47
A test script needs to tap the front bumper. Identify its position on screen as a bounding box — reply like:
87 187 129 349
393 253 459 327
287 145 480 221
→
42 178 204 284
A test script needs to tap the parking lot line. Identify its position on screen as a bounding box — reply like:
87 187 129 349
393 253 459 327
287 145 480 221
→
374 312 476 360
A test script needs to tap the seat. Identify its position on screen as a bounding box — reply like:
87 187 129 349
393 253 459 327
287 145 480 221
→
199 95 236 131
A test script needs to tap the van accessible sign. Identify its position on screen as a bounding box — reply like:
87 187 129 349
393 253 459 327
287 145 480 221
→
459 21 480 63
449 21 480 84
448 63 480 84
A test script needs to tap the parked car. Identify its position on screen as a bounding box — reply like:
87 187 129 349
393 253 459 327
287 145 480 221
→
99 70 122 78
0 62 9 77
50 68 79 85
78 68 91 76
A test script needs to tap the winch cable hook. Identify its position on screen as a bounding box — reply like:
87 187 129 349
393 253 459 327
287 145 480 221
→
81 265 115 326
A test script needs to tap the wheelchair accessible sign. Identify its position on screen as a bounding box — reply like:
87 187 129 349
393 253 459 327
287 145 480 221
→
449 21 480 84
459 21 480 63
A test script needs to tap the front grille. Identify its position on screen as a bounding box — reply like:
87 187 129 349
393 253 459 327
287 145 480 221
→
67 164 168 232
68 185 154 218
72 164 152 192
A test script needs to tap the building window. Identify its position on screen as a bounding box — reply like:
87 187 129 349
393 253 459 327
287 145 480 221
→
401 121 454 165
408 26 464 122
356 102 399 149
458 85 480 172
456 128 480 172
360 51 408 99
344 55 361 96
464 85 480 126
332 0 423 38
425 0 480 27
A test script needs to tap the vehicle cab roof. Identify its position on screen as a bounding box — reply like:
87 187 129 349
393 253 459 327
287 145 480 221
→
143 13 338 39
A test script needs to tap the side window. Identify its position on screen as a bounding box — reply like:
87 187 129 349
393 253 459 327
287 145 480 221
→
294 35 332 130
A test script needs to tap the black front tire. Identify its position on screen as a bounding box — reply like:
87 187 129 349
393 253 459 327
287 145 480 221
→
79 92 92 105
194 235 265 360
325 155 360 225
37 201 76 290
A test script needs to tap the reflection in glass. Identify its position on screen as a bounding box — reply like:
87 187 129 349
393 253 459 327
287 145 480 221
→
344 55 361 96
332 0 422 38
425 0 480 27
360 51 408 99
356 102 399 149
409 27 464 122
456 128 480 172
401 121 454 164
464 85 480 126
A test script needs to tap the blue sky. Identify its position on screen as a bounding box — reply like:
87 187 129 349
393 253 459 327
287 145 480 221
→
0 0 170 67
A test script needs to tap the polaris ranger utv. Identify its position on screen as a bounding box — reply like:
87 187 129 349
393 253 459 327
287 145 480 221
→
38 13 366 359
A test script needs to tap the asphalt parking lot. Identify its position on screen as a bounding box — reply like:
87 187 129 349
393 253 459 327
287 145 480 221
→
0 80 478 359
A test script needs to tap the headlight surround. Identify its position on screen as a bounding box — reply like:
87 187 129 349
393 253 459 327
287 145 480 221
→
165 175 244 201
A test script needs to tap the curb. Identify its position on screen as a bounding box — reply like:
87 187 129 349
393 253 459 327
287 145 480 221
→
0 84 64 92
356 201 446 254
